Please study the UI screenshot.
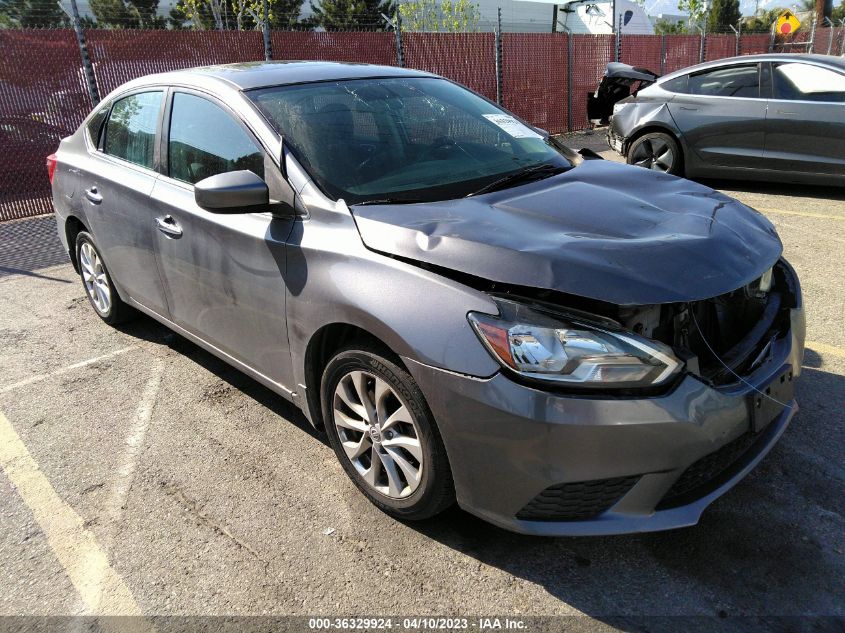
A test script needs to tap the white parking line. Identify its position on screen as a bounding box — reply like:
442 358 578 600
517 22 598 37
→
0 347 136 394
0 410 154 630
104 357 164 527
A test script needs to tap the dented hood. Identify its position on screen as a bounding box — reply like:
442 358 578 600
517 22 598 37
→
350 161 783 306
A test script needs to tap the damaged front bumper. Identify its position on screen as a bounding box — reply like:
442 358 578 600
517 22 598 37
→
404 274 805 536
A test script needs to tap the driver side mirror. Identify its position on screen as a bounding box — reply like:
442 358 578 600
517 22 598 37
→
194 170 269 214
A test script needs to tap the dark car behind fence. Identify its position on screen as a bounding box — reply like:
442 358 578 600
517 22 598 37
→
1 26 844 222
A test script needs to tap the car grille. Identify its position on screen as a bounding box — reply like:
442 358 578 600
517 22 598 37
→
516 475 640 521
657 431 759 510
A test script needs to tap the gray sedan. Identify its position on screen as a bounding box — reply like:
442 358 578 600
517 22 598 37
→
49 62 804 535
595 54 845 185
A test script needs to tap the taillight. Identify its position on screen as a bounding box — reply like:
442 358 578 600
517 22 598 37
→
47 153 57 185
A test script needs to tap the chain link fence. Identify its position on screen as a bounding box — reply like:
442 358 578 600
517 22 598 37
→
1 25 843 221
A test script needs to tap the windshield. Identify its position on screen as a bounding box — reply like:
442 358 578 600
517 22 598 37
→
247 77 573 205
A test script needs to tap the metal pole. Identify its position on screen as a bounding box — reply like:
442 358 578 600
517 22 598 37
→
395 13 405 68
494 8 503 106
62 0 99 106
552 4 558 33
262 0 272 61
826 18 833 55
769 20 776 52
660 34 666 75
615 13 621 62
566 32 573 132
700 23 706 62
841 20 845 56
808 14 816 53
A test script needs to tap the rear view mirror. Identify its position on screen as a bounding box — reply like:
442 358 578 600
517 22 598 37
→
194 170 269 214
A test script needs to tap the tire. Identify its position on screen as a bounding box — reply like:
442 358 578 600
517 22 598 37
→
626 131 683 175
75 231 134 325
321 343 455 521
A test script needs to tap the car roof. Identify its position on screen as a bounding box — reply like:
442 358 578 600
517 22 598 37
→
119 61 438 93
659 53 845 81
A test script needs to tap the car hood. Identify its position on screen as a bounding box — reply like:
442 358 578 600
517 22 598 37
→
350 161 783 306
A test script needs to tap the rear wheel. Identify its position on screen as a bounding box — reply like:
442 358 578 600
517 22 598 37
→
75 231 133 325
321 344 455 520
627 132 682 175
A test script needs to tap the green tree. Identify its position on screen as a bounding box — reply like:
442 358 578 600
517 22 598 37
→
678 0 706 29
309 0 394 30
230 0 302 29
653 17 688 33
742 7 786 32
832 0 844 21
707 0 740 31
399 0 479 32
89 0 166 27
0 0 68 27
171 0 229 28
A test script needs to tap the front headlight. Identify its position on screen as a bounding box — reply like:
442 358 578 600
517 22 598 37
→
468 299 682 388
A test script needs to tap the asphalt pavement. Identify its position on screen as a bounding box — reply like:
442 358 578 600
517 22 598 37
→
1 133 843 632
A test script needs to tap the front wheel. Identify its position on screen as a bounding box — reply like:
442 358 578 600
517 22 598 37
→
627 132 683 175
321 344 455 520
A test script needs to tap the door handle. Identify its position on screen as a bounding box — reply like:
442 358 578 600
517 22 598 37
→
678 106 698 111
155 215 183 238
85 187 102 204
776 110 797 115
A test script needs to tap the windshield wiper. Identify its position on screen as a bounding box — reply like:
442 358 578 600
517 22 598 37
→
355 197 426 206
466 163 568 197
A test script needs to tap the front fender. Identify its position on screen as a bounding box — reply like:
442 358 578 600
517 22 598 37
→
284 200 501 418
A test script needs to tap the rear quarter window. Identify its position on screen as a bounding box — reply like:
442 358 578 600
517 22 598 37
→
86 103 110 148
660 75 689 93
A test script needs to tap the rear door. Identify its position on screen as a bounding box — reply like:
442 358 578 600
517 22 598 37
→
763 60 845 176
149 89 297 393
667 63 768 168
80 89 169 314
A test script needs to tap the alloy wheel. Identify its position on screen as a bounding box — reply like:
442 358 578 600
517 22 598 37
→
631 138 675 172
79 242 111 314
332 370 423 499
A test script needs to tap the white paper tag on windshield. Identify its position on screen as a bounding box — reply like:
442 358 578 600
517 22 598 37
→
482 114 543 139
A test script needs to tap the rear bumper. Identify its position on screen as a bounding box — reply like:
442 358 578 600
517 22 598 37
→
606 125 625 155
404 303 805 536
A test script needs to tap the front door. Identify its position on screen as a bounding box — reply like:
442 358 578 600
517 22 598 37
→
763 60 845 176
149 90 296 392
667 63 767 169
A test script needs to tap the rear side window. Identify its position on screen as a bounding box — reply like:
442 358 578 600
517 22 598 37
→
688 65 759 98
660 75 689 93
168 92 264 185
103 91 162 169
86 103 110 147
773 62 845 102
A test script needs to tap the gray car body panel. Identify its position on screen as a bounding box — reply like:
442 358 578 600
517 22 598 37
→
50 61 805 535
608 53 845 186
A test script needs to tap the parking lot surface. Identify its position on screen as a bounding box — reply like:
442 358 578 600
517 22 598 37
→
1 131 843 631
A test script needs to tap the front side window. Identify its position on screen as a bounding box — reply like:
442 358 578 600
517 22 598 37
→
168 93 264 185
103 91 162 169
773 63 845 102
688 65 759 98
248 77 573 205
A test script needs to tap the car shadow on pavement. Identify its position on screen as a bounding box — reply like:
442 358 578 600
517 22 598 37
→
114 316 327 447
409 349 845 630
